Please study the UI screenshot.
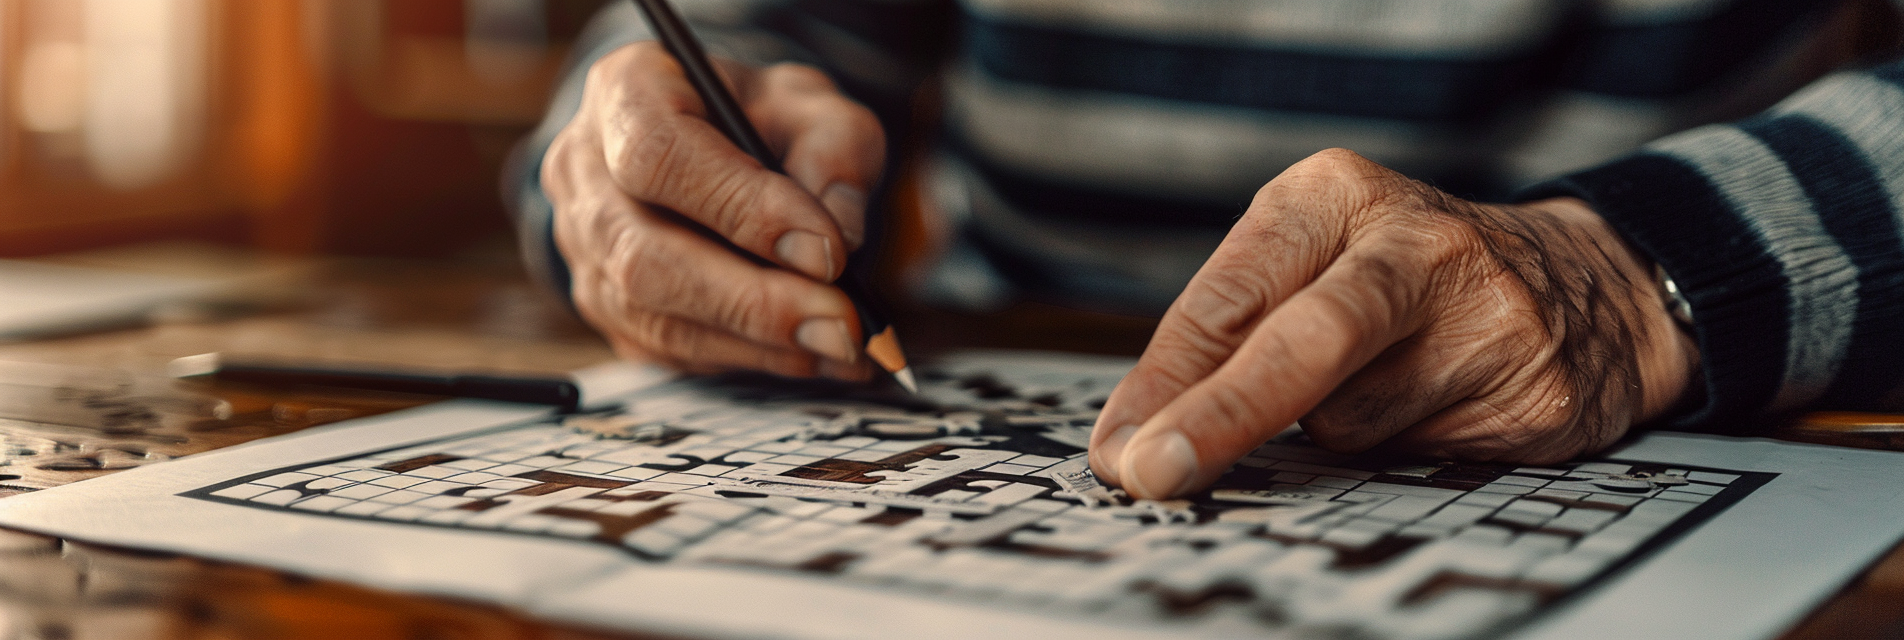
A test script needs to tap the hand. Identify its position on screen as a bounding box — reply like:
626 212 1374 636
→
542 43 886 378
1088 149 1699 499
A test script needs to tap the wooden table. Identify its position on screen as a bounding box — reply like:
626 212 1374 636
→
0 246 1898 640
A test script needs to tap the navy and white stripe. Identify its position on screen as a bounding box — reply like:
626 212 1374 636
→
1531 60 1904 424
508 0 1904 427
1649 126 1859 411
944 65 1488 209
934 0 1846 311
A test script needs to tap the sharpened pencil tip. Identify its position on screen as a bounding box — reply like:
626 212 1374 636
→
864 326 907 369
862 326 917 393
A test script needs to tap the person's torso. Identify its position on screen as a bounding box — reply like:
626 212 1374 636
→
925 0 1853 313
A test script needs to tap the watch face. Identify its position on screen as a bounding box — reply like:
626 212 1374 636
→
1656 264 1695 327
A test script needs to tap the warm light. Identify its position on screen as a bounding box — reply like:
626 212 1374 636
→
15 41 86 134
81 0 208 190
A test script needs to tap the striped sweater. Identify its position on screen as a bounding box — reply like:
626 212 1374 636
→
506 0 1904 427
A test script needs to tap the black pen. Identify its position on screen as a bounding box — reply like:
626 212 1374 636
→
168 353 582 411
627 0 917 393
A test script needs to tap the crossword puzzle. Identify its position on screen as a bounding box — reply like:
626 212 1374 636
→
185 357 1772 640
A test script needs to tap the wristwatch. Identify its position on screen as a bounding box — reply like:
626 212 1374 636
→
1655 264 1695 330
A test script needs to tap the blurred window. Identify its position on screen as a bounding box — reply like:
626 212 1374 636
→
11 0 207 189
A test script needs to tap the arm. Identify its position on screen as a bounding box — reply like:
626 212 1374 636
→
1091 58 1904 499
1527 59 1904 423
502 1 953 376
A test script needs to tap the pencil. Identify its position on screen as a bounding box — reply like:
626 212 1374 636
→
627 0 916 393
169 353 582 410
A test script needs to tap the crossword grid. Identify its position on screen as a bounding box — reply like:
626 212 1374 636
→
185 364 1772 640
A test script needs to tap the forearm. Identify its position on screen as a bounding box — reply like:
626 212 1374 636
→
1527 58 1904 426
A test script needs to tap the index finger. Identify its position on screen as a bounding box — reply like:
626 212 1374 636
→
587 44 849 282
1109 244 1434 499
1088 193 1343 485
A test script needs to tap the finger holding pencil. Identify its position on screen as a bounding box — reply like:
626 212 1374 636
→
625 0 915 392
541 0 909 388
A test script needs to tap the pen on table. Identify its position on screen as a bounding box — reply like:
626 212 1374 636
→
168 353 582 411
627 0 918 394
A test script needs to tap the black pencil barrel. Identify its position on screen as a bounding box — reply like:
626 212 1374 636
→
630 0 780 172
191 360 580 410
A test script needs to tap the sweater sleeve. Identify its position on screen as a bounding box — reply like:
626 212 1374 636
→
501 1 954 307
1525 58 1904 429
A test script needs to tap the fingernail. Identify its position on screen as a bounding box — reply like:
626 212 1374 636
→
776 231 835 281
821 183 867 247
1091 423 1141 485
1120 430 1199 499
795 318 857 363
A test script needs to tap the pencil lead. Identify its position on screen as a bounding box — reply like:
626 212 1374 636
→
863 325 915 393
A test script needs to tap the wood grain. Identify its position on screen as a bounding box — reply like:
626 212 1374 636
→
0 247 1895 640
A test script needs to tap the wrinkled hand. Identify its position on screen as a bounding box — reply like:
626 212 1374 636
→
1089 149 1699 499
542 43 886 378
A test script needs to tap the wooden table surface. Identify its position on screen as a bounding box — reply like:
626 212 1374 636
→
0 245 1899 640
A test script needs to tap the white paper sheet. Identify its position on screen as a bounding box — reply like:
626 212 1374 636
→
0 352 1897 640
0 260 222 341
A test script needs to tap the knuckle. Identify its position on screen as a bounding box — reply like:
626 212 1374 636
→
1309 147 1368 165
1231 202 1304 242
1159 314 1243 375
1248 173 1351 232
1306 280 1387 344
709 279 775 339
588 44 695 107
555 201 632 274
1175 267 1267 341
1278 148 1376 184
1127 357 1209 404
1301 148 1380 177
840 102 887 158
1256 149 1413 230
764 62 835 94
613 228 686 306
1342 249 1412 293
1251 171 1324 208
634 314 699 359
540 131 588 202
1426 218 1490 257
613 117 689 195
1334 253 1418 330
1391 215 1489 270
1195 379 1273 451
793 100 887 185
584 47 634 88
701 170 769 236
620 41 676 74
